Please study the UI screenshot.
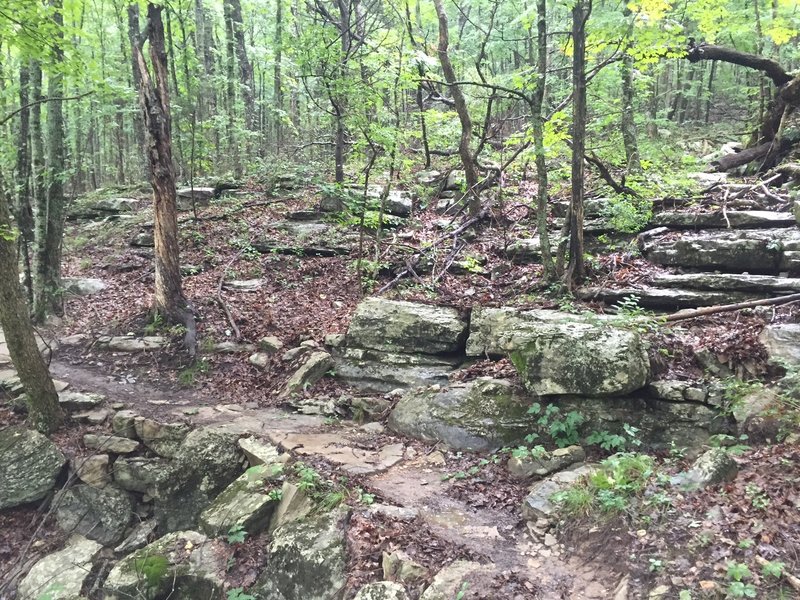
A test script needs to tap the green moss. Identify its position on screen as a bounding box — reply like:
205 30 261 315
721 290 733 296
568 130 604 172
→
134 555 169 588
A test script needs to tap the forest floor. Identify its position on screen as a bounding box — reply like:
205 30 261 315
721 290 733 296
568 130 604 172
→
2 173 800 599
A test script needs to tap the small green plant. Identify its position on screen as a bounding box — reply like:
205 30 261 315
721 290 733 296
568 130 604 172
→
227 588 256 600
178 358 211 386
727 581 757 598
648 558 664 573
144 312 164 335
455 581 469 600
134 554 169 587
267 488 283 502
227 524 247 544
744 483 770 510
294 462 322 492
603 193 653 233
738 538 755 549
528 403 584 448
586 423 641 452
357 488 375 505
678 590 692 600
761 560 785 578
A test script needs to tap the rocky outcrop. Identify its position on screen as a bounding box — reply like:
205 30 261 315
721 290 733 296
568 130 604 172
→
419 560 497 600
467 307 650 396
17 535 102 600
671 448 738 490
55 484 133 546
0 426 66 509
334 348 460 393
522 464 597 520
355 582 410 600
759 323 800 369
507 445 586 480
104 530 226 600
284 351 335 395
651 210 795 229
254 507 350 600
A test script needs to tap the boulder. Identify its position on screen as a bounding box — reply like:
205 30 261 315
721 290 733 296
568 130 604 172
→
577 286 750 310
114 519 157 555
62 277 108 296
238 437 286 467
152 427 243 533
382 549 428 584
0 425 66 509
17 535 102 600
55 484 133 546
269 482 315 533
249 352 270 368
333 347 459 392
112 409 138 438
199 464 283 536
672 448 738 490
346 298 468 355
259 336 284 352
651 210 795 229
388 378 539 452
522 464 597 520
419 560 497 600
507 446 586 480
113 457 171 495
384 190 413 217
355 582 410 600
58 390 104 411
653 272 800 293
284 351 335 395
84 433 140 454
254 507 349 600
134 417 190 458
71 454 111 487
104 530 226 600
759 323 800 369
467 307 649 396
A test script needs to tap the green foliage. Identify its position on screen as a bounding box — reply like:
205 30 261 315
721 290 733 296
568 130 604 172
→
133 555 169 588
178 358 211 387
227 588 256 600
761 560 785 579
528 403 584 448
602 194 653 233
227 524 247 544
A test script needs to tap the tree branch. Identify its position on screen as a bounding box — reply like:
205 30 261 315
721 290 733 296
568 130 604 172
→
0 91 93 127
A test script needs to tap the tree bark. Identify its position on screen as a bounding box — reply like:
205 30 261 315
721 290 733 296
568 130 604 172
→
133 3 196 355
127 5 147 174
0 179 62 434
565 0 589 288
686 42 792 87
274 0 284 151
226 0 255 133
15 65 34 300
620 52 641 172
432 0 481 216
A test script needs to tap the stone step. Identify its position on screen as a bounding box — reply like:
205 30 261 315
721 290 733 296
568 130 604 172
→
652 273 800 293
650 210 795 230
642 228 800 274
577 286 756 309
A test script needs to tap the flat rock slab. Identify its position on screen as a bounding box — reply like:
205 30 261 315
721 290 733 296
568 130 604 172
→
651 210 795 229
652 272 800 293
759 323 800 368
577 286 754 309
101 336 166 352
522 464 597 520
17 535 102 600
269 432 405 475
62 277 108 296
333 347 460 393
0 426 66 509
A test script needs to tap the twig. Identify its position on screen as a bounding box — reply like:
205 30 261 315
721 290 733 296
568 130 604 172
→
0 91 94 127
755 556 800 592
722 188 731 228
217 251 244 341
665 293 800 322
432 238 466 284
728 173 781 201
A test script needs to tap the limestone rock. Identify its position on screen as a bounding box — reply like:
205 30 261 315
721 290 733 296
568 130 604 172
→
0 425 66 509
106 336 165 352
355 582 410 600
673 448 738 490
416 170 441 185
71 454 111 487
269 482 315 533
114 519 157 555
238 437 286 467
467 307 649 396
388 378 538 452
507 446 586 480
104 530 227 600
152 427 243 533
653 272 800 294
259 336 284 352
255 507 349 600
249 352 270 368
113 457 171 494
759 323 800 369
419 560 497 600
346 298 468 355
383 549 428 584
55 484 133 546
577 286 749 310
284 351 334 395
334 347 459 393
17 535 102 600
112 409 138 438
651 210 795 229
385 190 413 217
58 390 104 411
199 464 283 536
212 340 256 353
84 433 140 454
522 464 597 520
134 417 190 457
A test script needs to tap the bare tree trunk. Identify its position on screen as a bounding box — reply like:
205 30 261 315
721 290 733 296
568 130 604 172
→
565 0 589 288
127 4 147 176
620 52 641 172
15 65 35 300
432 0 481 216
132 3 196 356
223 0 241 177
33 0 66 323
0 179 62 434
274 0 284 152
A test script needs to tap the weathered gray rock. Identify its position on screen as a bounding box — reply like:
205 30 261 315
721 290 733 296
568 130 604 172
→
152 427 243 533
672 448 738 490
62 277 108 296
417 170 441 185
346 298 468 355
577 286 750 309
0 425 66 509
334 347 459 392
114 519 157 554
384 190 413 217
255 507 349 600
106 336 166 352
419 560 497 600
199 464 282 536
653 272 800 294
642 228 800 274
467 307 649 396
734 388 780 440
759 323 800 369
71 454 111 487
522 464 597 520
17 535 102 600
269 482 315 533
58 390 104 411
355 582 411 600
130 231 154 247
284 351 334 395
134 417 190 457
84 433 140 454
104 530 226 600
112 409 138 438
113 457 171 494
388 378 538 451
382 549 428 584
249 352 270 368
212 340 257 353
651 210 795 229
507 446 586 480
259 336 284 352
55 484 133 546
238 437 285 467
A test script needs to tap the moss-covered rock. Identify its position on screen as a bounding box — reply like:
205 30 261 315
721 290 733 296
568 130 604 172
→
0 425 66 509
55 484 133 546
354 582 410 600
103 530 226 600
254 507 350 600
17 535 102 600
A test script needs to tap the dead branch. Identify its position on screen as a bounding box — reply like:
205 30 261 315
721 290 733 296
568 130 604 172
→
754 557 800 592
665 293 800 322
583 152 640 197
216 251 244 341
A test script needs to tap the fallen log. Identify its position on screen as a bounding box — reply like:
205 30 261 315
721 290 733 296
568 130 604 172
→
665 292 800 322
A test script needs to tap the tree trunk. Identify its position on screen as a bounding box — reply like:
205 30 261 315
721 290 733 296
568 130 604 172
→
127 5 147 175
226 0 255 134
0 180 62 434
532 0 554 280
432 0 481 216
565 0 589 288
223 0 241 177
132 3 196 355
15 64 34 300
33 0 66 323
274 0 284 152
620 52 641 172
